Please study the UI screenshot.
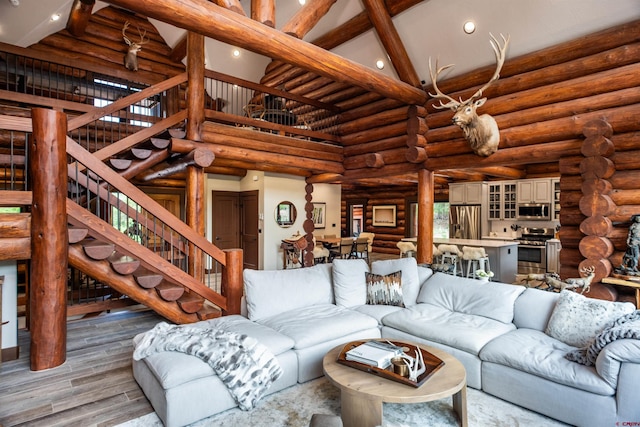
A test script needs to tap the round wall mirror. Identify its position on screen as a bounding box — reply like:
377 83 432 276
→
275 201 297 228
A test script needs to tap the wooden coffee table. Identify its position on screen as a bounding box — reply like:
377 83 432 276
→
323 342 467 427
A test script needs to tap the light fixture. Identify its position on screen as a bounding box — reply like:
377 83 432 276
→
298 0 306 5
375 59 385 70
9 0 20 6
50 13 61 22
463 20 476 34
232 49 240 58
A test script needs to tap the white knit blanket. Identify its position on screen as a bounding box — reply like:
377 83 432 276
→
133 322 283 410
565 310 640 366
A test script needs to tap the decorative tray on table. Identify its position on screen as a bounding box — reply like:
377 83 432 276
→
336 339 445 388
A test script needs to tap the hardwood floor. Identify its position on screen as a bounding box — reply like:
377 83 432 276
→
0 308 161 427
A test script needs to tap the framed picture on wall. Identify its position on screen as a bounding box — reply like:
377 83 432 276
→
372 205 396 227
312 202 326 229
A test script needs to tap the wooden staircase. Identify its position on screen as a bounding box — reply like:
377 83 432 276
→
68 226 222 324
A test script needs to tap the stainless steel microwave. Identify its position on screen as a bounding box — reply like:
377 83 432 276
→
517 203 551 220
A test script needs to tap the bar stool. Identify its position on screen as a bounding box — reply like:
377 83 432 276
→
396 241 417 258
462 246 491 279
432 244 442 264
437 244 463 276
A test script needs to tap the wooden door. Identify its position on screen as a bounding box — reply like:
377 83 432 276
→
211 191 259 270
241 191 259 270
212 191 240 250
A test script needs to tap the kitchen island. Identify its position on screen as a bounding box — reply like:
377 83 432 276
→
404 237 518 283
435 238 518 284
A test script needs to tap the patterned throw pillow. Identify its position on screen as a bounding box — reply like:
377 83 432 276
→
545 290 635 348
365 270 404 307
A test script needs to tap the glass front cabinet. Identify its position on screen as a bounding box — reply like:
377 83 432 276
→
488 182 517 220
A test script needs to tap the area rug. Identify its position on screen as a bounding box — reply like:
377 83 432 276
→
116 377 569 427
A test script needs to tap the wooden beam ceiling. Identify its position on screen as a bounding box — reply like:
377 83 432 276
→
102 0 427 105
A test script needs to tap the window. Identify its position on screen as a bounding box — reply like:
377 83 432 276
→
406 201 450 239
92 78 158 127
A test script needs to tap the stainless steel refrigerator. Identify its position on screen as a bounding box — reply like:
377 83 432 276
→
449 205 482 240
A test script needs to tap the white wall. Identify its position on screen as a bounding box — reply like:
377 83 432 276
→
206 171 341 271
1 260 17 351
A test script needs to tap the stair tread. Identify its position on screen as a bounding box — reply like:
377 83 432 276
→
196 305 222 321
109 158 132 170
82 239 115 260
155 280 184 301
177 292 204 314
68 227 88 244
133 266 163 289
149 137 171 150
130 147 152 160
108 252 140 275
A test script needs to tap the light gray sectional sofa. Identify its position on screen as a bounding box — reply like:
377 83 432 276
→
132 257 640 427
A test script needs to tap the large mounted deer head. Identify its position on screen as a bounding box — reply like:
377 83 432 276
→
122 21 149 72
429 33 510 156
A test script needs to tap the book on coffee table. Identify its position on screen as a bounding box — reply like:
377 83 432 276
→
345 340 403 368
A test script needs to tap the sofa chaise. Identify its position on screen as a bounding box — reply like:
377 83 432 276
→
132 258 640 427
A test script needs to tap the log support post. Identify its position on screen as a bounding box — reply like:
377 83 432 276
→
66 0 95 37
186 165 205 281
303 183 315 267
29 108 68 371
577 119 617 301
186 32 205 141
416 169 434 264
222 248 243 315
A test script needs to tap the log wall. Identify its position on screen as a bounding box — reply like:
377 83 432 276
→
264 20 640 271
340 186 418 255
29 6 185 86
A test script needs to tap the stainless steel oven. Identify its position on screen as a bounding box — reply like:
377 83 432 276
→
516 227 555 274
518 244 546 274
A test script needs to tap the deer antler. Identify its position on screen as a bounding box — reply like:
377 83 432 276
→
122 21 149 46
428 33 510 110
428 58 460 110
122 21 132 46
467 33 510 103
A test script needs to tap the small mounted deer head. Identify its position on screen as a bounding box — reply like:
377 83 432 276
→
428 33 510 156
122 21 149 71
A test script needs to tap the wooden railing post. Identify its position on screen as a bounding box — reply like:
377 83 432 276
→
30 108 68 371
221 248 243 315
186 31 205 141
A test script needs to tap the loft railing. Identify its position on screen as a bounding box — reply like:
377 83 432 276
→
204 69 341 142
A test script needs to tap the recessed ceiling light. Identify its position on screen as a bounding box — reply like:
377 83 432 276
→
298 0 306 5
50 13 61 22
375 59 385 70
463 21 476 34
232 49 240 58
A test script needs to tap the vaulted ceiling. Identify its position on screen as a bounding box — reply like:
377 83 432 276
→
1 0 638 188
1 0 638 86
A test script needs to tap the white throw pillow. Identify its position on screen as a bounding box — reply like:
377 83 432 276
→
243 263 333 321
371 257 420 307
332 258 369 307
545 290 635 348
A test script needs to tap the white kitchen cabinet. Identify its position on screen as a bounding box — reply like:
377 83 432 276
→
552 178 560 221
517 179 552 204
488 182 517 220
449 182 484 205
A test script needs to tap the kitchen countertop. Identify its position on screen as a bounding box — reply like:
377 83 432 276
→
402 237 519 248
434 238 519 248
